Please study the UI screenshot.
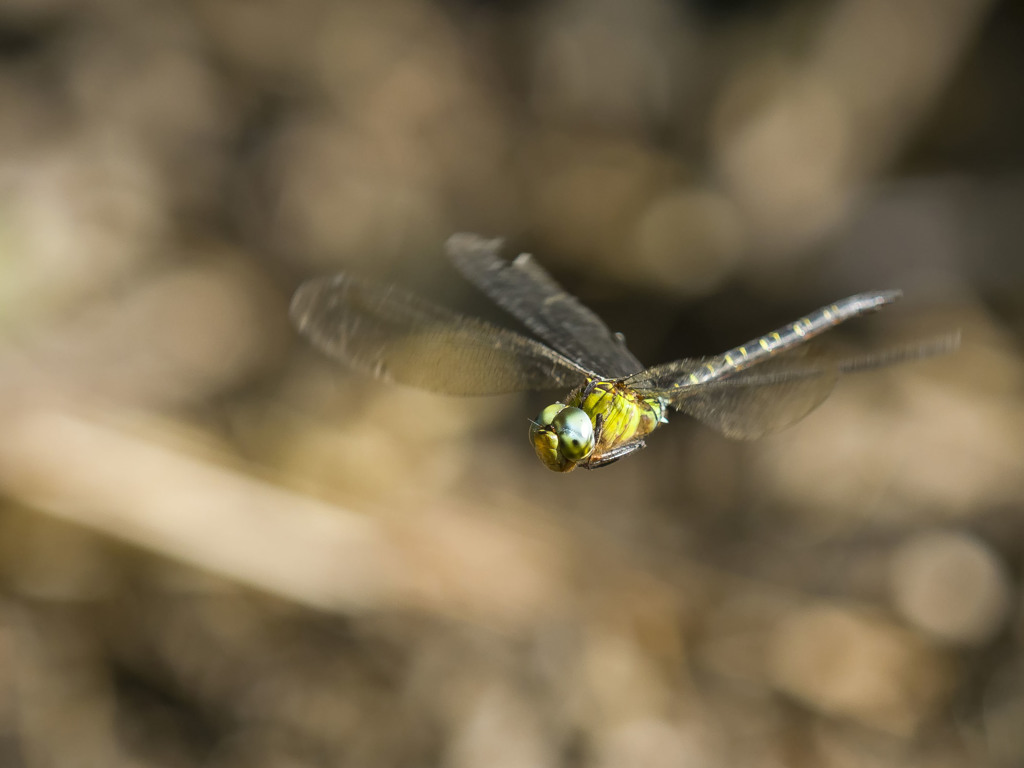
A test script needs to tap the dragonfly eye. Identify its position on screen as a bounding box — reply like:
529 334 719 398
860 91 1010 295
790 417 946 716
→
529 403 594 471
552 407 594 462
535 402 567 428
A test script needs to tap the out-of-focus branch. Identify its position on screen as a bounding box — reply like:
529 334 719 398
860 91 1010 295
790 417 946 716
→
0 398 567 628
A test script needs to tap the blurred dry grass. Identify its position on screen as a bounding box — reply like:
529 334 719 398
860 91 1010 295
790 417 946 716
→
0 0 1022 766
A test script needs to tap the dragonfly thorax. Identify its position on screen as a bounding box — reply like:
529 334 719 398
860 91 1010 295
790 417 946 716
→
529 380 667 472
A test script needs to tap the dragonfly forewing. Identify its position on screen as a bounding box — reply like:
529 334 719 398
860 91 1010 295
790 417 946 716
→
446 233 644 378
290 274 593 395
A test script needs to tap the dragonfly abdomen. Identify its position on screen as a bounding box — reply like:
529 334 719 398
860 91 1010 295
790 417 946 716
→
676 290 902 389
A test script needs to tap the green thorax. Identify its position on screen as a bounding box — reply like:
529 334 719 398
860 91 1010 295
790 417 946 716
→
568 379 666 457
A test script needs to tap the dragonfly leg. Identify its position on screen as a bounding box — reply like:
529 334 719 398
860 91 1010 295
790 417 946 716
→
583 440 647 469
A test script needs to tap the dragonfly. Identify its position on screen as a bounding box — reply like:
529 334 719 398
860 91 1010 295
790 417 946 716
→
290 233 956 472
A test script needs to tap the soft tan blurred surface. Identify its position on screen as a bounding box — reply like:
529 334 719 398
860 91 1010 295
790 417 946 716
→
0 0 1021 765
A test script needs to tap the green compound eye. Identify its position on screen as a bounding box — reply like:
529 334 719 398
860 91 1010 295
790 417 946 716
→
551 407 594 461
535 402 567 428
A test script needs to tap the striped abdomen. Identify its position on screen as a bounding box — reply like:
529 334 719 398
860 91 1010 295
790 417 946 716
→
678 291 900 388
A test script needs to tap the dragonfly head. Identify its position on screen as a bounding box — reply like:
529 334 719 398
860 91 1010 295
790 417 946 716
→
529 403 595 472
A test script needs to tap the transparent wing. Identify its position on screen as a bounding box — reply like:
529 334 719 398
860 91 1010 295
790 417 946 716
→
650 350 840 438
290 273 593 395
647 334 956 439
626 291 902 391
628 289 957 439
446 233 644 378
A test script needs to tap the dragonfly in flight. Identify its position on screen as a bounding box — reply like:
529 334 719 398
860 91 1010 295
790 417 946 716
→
290 234 955 472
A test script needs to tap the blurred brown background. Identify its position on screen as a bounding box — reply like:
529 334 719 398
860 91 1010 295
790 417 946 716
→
0 0 1022 766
